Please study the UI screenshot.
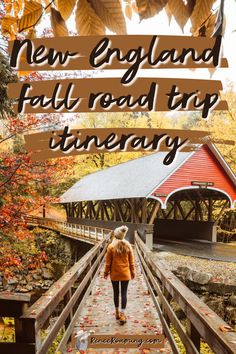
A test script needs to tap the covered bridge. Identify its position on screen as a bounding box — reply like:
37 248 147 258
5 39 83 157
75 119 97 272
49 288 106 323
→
60 144 236 243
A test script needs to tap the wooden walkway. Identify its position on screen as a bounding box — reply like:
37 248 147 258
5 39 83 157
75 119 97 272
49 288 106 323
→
70 252 172 353
5 220 235 354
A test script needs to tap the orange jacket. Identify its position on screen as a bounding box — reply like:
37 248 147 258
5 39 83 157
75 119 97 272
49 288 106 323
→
104 242 135 281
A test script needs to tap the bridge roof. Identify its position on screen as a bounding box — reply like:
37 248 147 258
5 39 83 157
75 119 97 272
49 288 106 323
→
60 143 236 205
60 150 191 203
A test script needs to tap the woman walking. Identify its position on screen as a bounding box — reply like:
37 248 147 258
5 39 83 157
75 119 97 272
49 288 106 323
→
104 225 135 325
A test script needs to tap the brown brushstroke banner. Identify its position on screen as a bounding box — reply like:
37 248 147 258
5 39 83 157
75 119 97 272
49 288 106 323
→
8 78 227 114
8 35 228 71
24 127 232 162
87 334 165 348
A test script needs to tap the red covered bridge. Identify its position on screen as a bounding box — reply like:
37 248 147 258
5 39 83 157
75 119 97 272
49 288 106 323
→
61 143 236 244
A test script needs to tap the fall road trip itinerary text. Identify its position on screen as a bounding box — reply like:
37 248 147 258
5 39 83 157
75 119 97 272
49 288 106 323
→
8 35 228 162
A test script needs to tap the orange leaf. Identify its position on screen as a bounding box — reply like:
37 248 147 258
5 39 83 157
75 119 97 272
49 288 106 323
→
219 325 235 333
125 4 132 20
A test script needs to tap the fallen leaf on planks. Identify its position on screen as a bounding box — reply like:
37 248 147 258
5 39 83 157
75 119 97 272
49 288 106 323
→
219 325 236 332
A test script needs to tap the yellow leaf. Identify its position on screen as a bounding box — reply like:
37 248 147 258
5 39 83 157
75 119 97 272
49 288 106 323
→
18 0 43 32
5 3 12 13
1 15 17 35
90 0 127 34
55 0 76 21
75 0 105 36
13 1 20 16
50 7 69 37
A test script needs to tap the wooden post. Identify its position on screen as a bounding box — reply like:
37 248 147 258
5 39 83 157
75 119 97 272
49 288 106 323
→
148 202 160 225
144 225 154 250
64 289 73 330
186 320 201 351
163 288 171 327
141 199 147 224
95 227 98 240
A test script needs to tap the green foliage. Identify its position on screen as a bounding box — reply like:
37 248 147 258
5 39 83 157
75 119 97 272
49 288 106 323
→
41 328 64 354
170 324 214 353
0 318 15 342
33 227 72 268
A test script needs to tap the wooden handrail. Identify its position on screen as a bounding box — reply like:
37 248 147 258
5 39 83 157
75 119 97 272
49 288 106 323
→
135 232 236 354
25 215 111 243
13 235 110 354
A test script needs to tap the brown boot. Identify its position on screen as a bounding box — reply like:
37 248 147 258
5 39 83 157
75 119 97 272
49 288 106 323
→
119 312 127 325
115 309 120 320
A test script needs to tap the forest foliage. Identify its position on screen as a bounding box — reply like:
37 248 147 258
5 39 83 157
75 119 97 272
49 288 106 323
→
1 0 223 38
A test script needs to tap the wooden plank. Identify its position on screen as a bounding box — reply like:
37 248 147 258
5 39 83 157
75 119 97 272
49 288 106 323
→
136 245 198 354
148 202 160 225
0 292 30 317
136 247 180 354
102 201 111 221
166 202 175 219
0 301 28 317
187 320 201 352
56 256 105 353
176 201 185 220
184 206 195 220
116 200 126 222
37 249 106 354
0 292 30 302
141 199 147 224
215 200 229 223
0 343 35 354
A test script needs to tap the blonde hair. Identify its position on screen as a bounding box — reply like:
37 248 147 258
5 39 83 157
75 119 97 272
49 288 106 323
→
112 238 131 255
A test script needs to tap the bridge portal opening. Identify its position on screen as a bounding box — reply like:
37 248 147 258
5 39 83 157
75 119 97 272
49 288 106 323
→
153 187 231 243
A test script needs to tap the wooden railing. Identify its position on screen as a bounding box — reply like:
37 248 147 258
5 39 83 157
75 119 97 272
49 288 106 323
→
135 231 236 354
26 215 111 243
2 235 110 354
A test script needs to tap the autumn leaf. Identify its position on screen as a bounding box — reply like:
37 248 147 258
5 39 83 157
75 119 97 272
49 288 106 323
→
50 7 69 37
190 0 215 36
75 0 105 35
132 2 139 14
168 0 194 31
90 0 127 34
55 0 76 21
165 4 172 24
18 0 43 32
1 15 17 36
125 4 133 20
27 27 36 39
197 12 218 37
135 0 168 20
219 325 236 333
